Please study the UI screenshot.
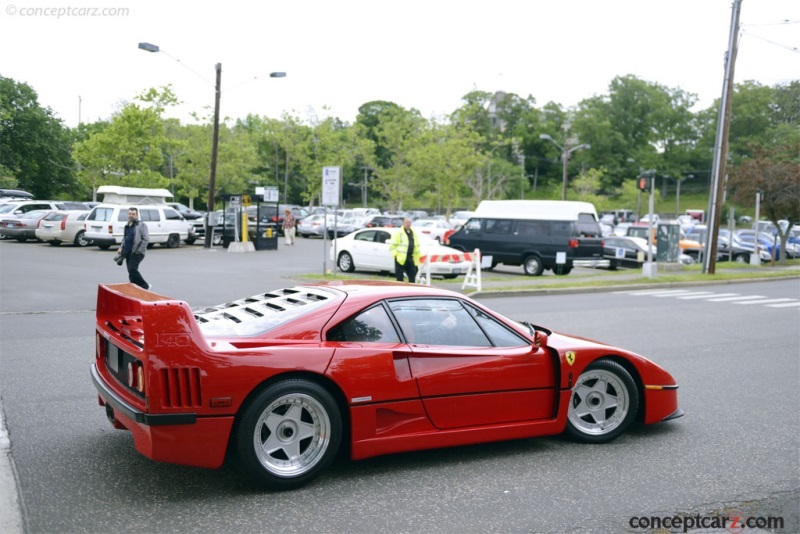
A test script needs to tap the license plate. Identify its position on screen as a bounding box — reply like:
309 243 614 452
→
452 268 461 274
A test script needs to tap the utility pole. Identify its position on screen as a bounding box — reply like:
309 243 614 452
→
703 0 742 274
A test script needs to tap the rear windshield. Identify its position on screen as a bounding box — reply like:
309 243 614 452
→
88 207 115 222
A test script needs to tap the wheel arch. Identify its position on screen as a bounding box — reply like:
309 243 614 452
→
227 370 351 457
591 355 646 423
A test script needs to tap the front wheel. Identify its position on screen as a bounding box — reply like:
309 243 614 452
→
566 359 639 443
234 379 342 490
338 251 355 273
523 255 544 276
166 234 180 248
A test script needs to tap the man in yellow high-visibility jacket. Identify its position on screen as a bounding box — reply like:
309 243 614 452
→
389 218 422 283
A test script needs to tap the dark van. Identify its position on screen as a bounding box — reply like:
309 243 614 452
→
447 200 606 276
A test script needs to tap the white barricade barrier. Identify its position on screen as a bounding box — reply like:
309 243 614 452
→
461 249 482 292
417 250 480 287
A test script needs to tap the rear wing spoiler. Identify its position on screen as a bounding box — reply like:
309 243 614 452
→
96 283 209 352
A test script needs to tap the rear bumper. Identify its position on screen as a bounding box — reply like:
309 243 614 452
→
91 364 233 469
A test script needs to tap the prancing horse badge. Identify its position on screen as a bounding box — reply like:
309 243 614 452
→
565 351 576 366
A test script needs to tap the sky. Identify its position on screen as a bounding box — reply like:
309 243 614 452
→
1 0 798 128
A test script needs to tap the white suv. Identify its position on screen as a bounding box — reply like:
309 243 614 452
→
84 204 192 249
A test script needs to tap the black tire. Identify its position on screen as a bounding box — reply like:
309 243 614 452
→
234 379 342 490
166 234 180 248
523 255 544 276
16 237 27 243
73 230 90 247
554 265 572 276
98 244 111 250
565 359 639 444
338 251 355 273
48 241 61 246
185 237 196 245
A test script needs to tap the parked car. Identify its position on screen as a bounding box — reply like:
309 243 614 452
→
84 204 192 249
330 227 471 279
411 218 453 243
448 210 474 227
604 236 695 268
448 200 606 276
296 214 328 238
0 209 51 242
91 280 682 490
0 201 71 240
625 224 702 259
363 215 404 229
35 210 92 246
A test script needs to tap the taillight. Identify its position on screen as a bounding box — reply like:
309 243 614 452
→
96 332 106 361
569 239 579 248
60 216 67 231
127 361 145 393
107 224 113 235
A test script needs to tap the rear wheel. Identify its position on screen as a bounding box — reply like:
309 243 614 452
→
523 255 544 276
338 251 355 273
554 265 573 276
566 359 639 443
74 230 90 247
234 379 342 490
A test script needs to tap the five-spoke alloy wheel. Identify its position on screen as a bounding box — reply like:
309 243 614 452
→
235 379 342 490
566 359 639 443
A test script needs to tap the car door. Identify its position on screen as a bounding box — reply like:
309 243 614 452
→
388 298 557 429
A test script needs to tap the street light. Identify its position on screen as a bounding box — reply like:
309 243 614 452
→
539 134 590 201
138 42 286 248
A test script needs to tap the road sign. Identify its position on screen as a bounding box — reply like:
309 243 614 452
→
242 195 251 207
322 166 341 207
230 195 241 207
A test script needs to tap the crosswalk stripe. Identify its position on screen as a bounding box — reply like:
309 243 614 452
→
734 298 796 305
677 292 734 299
767 301 800 308
649 290 704 297
705 295 766 302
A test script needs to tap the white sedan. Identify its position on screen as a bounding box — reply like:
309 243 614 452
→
330 227 472 279
411 219 453 243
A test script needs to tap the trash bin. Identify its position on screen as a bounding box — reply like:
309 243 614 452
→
255 223 279 250
656 223 680 262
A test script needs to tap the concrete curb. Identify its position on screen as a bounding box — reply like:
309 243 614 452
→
0 404 24 534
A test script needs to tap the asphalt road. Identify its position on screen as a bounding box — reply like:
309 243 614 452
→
1 239 798 533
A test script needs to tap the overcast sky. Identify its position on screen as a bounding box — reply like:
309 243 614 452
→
2 0 798 128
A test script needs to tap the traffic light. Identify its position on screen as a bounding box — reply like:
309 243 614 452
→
637 176 652 192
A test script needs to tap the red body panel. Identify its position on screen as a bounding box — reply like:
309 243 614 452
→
92 281 681 471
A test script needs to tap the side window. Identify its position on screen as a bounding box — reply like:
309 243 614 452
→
551 221 572 237
163 208 182 221
376 231 390 243
485 219 511 234
141 209 160 222
516 221 549 236
355 230 376 242
388 299 491 347
464 219 482 232
464 304 528 347
327 305 400 343
117 210 128 222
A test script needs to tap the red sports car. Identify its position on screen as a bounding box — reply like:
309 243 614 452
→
91 281 683 490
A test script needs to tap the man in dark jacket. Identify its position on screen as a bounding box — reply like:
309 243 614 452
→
118 207 150 289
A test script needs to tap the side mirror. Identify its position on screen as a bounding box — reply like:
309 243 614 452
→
533 330 548 349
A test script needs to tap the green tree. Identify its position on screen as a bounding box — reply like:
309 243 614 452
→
728 145 799 264
0 76 75 198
